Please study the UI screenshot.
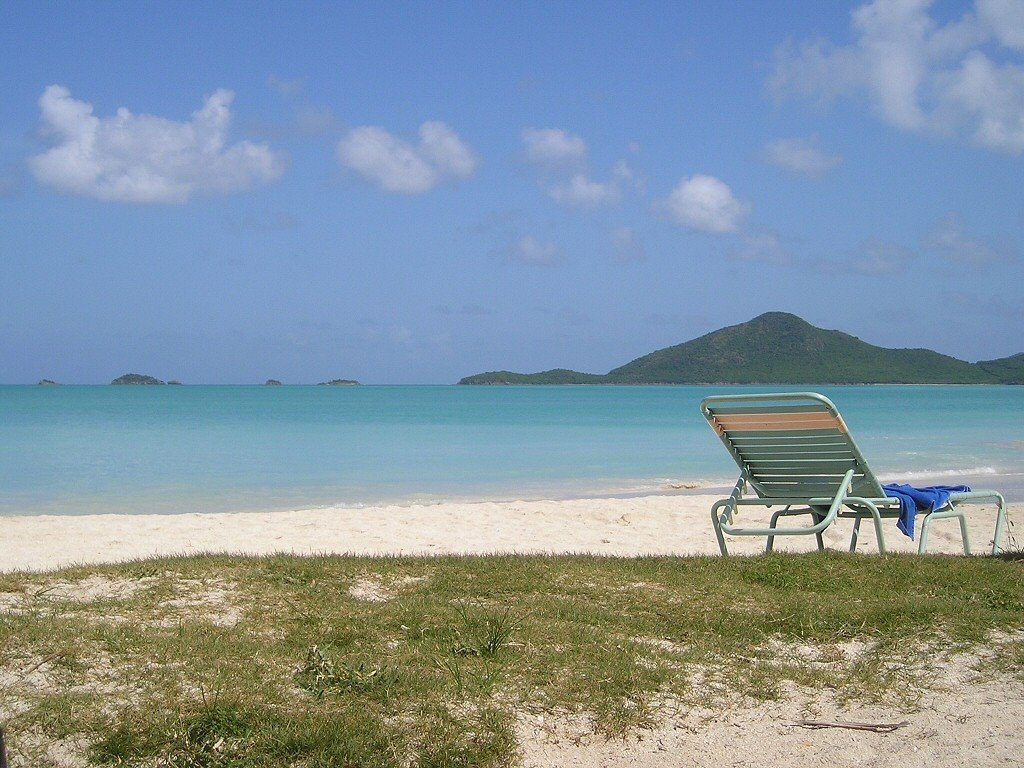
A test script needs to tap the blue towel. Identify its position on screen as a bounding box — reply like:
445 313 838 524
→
882 484 971 540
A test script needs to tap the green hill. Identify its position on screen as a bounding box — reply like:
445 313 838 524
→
458 312 1020 385
976 353 1024 385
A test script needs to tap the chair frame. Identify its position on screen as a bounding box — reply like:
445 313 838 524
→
701 392 1007 556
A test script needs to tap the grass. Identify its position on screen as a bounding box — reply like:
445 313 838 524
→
0 551 1022 767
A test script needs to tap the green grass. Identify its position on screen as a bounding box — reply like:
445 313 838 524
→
1 552 1022 767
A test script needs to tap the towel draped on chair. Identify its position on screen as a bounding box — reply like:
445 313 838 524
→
881 484 971 540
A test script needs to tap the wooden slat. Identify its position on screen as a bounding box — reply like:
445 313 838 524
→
729 428 849 440
707 404 831 416
713 412 843 433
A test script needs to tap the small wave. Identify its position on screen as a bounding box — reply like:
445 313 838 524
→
879 466 1000 482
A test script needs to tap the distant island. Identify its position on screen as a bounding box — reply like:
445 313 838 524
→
265 379 283 386
111 373 166 385
459 312 1024 385
37 379 60 385
318 379 360 386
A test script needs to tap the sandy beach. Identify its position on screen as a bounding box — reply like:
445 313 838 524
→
2 492 1016 573
3 493 1021 767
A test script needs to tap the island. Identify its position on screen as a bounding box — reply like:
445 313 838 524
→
111 373 166 385
37 379 60 386
459 312 1024 385
318 379 360 386
265 379 283 386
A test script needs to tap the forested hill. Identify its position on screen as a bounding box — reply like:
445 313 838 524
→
458 312 1024 385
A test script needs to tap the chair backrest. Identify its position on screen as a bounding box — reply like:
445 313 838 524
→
701 392 885 500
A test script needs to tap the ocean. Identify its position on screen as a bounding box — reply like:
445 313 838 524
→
1 384 1022 516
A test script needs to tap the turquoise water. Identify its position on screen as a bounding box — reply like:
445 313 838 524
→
1 385 1022 516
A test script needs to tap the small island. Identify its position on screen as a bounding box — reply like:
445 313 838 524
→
111 373 166 385
167 380 183 385
37 379 60 386
265 379 283 386
318 379 360 386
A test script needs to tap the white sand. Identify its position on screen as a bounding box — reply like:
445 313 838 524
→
1 492 1016 573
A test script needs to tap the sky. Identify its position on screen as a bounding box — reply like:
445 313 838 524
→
1 0 1022 384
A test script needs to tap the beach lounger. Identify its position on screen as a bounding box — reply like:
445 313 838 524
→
701 392 1007 556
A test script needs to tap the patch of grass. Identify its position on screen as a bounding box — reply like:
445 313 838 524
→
0 552 1022 766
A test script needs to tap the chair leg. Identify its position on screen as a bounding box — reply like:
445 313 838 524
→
710 501 730 556
849 516 862 553
810 510 825 551
859 501 886 554
766 506 784 553
993 493 1007 555
959 514 972 556
918 513 932 554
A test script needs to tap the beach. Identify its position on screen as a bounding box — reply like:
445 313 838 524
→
2 491 1016 573
2 492 1022 767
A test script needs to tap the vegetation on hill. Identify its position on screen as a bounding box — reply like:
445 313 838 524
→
459 312 1021 385
318 379 360 386
977 353 1024 385
458 368 605 385
110 373 165 385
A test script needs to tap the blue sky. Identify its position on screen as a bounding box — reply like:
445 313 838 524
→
1 0 1022 384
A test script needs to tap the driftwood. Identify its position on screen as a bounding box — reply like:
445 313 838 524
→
794 719 910 733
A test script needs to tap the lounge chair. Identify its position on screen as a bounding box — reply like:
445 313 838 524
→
701 391 1007 556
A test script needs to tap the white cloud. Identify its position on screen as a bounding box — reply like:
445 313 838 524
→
769 0 1024 154
663 174 749 234
337 121 478 194
29 86 285 204
763 135 843 177
521 127 587 167
507 235 559 265
928 212 1009 264
548 173 622 207
979 0 1024 50
610 226 645 261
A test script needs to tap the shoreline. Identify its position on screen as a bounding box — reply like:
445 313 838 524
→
2 491 1017 573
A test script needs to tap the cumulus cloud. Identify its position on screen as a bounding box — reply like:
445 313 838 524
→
522 129 640 208
610 226 645 261
768 0 1024 154
928 212 1011 264
336 121 478 194
521 127 587 167
506 235 559 265
763 135 843 177
548 173 622 206
29 86 285 204
663 174 749 234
